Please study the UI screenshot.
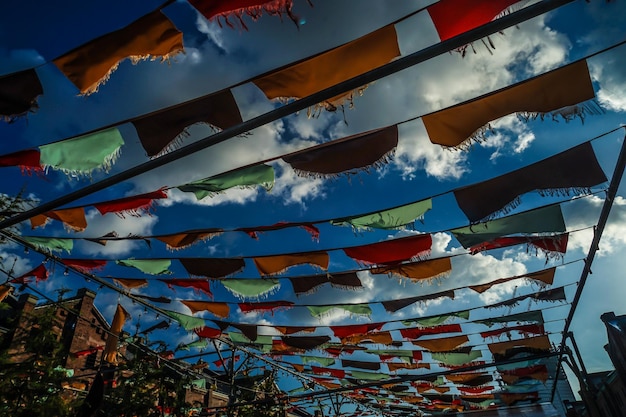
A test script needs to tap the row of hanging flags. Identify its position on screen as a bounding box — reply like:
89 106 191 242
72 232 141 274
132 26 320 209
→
18 201 573 276
0 0 603 412
87 278 563 411
15 140 605 266
0 56 601 175
1 0 538 107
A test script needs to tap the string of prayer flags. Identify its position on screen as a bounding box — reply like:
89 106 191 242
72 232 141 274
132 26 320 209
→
343 233 432 266
274 325 316 335
239 222 319 241
238 300 294 314
159 278 212 295
156 230 223 251
431 350 483 366
30 207 87 232
0 68 43 122
350 370 390 381
412 335 469 352
284 126 398 179
474 310 544 327
188 0 300 28
330 323 384 339
400 324 462 340
307 304 372 318
11 264 48 284
469 233 569 260
480 323 545 339
332 198 431 232
253 252 329 276
302 356 336 367
486 286 567 309
458 386 494 395
381 289 455 313
488 335 552 357
0 149 42 174
454 141 607 222
281 335 331 350
178 164 274 200
60 259 107 273
221 278 280 299
422 61 597 149
452 204 566 249
427 0 523 49
179 339 209 350
229 323 259 341
113 278 148 289
163 310 207 331
134 294 170 304
194 326 222 339
367 349 422 362
21 236 73 254
371 257 451 283
387 363 430 372
447 373 493 387
132 89 243 157
103 304 129 364
140 320 170 335
40 127 124 177
289 271 363 296
311 366 345 379
53 10 184 95
116 259 172 275
180 258 246 278
469 267 555 293
500 364 549 384
94 189 167 217
342 331 394 346
342 359 381 371
253 25 400 114
180 300 230 318
403 310 470 327
0 128 124 177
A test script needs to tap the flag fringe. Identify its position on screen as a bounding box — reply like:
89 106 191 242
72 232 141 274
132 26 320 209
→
80 49 184 96
164 232 223 251
517 99 604 124
212 0 303 30
42 145 122 179
290 148 395 180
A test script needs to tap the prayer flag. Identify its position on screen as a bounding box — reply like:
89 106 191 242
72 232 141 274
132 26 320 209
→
53 10 184 95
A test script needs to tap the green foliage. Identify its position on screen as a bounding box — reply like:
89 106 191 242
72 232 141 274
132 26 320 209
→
101 343 194 417
0 307 76 417
234 372 287 417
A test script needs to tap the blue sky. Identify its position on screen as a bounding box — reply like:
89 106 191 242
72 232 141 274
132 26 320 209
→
1 0 626 413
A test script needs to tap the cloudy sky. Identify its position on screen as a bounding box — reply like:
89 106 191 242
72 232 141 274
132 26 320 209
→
1 0 626 413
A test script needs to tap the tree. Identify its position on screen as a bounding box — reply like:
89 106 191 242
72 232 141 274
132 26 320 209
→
101 342 194 417
232 371 287 417
0 307 77 416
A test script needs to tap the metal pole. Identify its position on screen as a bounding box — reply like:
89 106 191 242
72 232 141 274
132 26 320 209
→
551 131 626 402
0 0 575 232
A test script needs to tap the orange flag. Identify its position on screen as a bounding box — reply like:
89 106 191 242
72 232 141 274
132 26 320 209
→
30 207 87 232
54 10 184 95
422 60 596 148
181 300 230 318
253 252 329 276
253 24 400 113
103 304 130 364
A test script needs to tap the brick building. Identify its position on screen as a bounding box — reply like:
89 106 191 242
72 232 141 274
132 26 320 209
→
0 288 110 389
0 288 311 416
